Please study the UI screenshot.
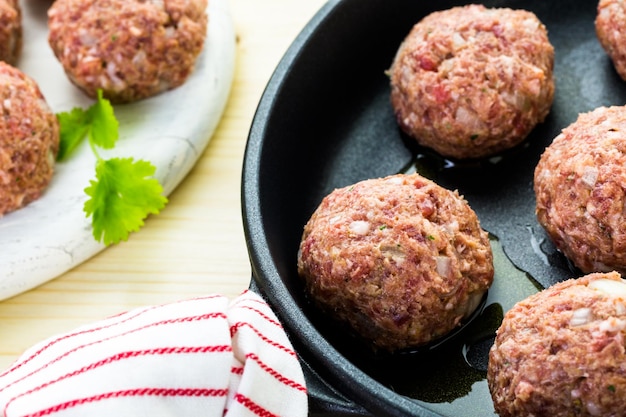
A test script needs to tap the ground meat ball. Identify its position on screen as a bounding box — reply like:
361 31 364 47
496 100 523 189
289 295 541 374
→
534 106 626 274
297 173 494 352
596 0 626 80
0 62 59 216
488 272 626 417
48 0 208 103
0 0 21 64
389 5 554 160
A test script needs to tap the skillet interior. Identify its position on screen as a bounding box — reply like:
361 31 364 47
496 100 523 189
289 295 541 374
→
242 0 626 415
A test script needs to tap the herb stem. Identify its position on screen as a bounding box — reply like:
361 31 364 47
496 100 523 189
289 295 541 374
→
88 137 103 161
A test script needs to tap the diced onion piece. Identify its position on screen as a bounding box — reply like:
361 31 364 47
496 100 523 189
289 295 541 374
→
455 106 477 127
581 166 598 188
329 215 341 225
436 255 452 278
443 220 459 235
349 220 370 235
570 308 592 327
78 28 98 46
385 176 404 185
451 32 466 49
598 317 626 332
587 402 603 417
589 278 626 299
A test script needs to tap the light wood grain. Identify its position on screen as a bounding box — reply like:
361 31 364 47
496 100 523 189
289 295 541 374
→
0 0 328 370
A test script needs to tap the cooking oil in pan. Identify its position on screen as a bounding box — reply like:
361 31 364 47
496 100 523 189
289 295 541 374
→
352 235 542 416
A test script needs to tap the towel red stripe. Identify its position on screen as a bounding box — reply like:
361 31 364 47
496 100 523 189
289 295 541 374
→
247 353 306 393
3 312 228 392
233 392 280 417
1 295 226 378
21 387 229 417
231 366 244 376
229 322 297 357
5 345 232 411
237 306 283 329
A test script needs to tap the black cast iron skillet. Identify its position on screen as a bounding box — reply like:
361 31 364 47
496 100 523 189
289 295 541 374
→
242 0 626 415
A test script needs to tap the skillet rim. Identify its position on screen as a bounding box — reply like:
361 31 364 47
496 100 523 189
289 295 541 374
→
240 0 444 415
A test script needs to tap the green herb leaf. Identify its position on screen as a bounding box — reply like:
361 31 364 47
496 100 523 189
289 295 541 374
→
87 89 118 149
56 89 119 161
84 157 168 246
57 90 167 246
56 108 90 161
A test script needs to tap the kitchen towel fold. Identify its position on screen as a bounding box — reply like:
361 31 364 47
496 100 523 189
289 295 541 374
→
0 290 307 417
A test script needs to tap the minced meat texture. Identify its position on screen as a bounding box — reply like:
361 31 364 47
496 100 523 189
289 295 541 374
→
297 173 493 352
596 0 626 81
535 106 626 274
389 4 554 159
489 272 626 417
0 62 59 216
0 0 21 65
47 0 208 103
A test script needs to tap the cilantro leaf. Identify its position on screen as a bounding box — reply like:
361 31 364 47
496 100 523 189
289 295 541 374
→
56 108 90 161
56 89 119 161
87 89 119 149
57 90 167 246
84 157 168 246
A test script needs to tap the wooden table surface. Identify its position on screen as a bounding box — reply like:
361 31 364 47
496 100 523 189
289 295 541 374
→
0 0 328 370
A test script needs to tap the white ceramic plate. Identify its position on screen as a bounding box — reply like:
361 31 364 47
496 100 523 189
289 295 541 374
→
0 0 236 300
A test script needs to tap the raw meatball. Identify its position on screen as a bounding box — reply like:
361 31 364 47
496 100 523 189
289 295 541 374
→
389 4 554 159
534 106 626 274
48 0 208 103
596 0 626 80
0 62 60 216
489 272 626 417
0 0 21 64
297 173 494 352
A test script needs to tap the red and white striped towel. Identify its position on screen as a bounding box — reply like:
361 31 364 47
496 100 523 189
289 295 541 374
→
0 290 308 417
